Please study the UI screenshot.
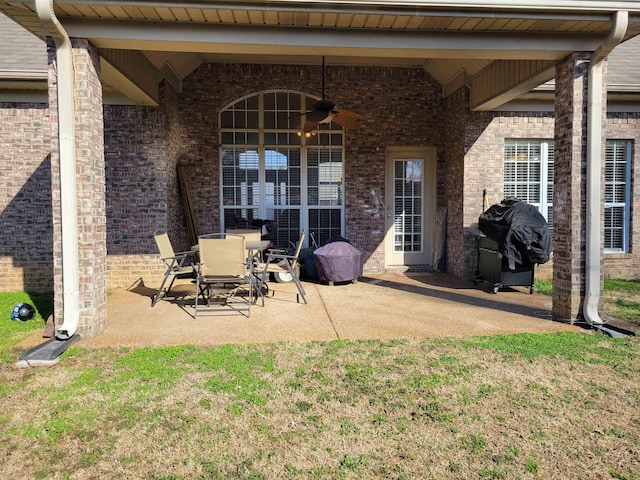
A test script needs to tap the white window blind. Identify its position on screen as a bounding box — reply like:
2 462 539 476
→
503 140 554 226
605 140 632 253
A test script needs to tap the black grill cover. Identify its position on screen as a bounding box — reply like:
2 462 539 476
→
314 241 363 283
478 198 552 266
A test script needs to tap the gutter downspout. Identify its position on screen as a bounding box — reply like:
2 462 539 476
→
584 10 628 326
35 0 80 340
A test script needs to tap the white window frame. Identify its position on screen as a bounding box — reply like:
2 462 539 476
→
604 140 632 253
503 139 554 224
219 90 345 247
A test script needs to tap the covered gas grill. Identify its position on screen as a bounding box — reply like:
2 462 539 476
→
475 198 552 294
313 237 363 285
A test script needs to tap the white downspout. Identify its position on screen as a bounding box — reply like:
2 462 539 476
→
35 0 80 339
584 11 628 326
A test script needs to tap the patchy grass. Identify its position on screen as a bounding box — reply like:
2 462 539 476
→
0 292 52 364
1 335 639 479
604 279 640 326
535 278 640 327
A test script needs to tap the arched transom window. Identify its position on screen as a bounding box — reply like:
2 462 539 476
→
220 90 345 247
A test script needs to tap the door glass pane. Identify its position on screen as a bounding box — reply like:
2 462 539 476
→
393 159 423 253
309 208 341 246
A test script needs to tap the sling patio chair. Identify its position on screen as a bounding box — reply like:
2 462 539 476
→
194 233 262 318
256 230 307 304
225 228 266 261
152 229 196 307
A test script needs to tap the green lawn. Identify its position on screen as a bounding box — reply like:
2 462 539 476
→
0 289 639 479
535 278 640 327
0 292 52 364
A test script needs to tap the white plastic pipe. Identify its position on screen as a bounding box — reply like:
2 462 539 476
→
584 10 628 326
35 0 80 339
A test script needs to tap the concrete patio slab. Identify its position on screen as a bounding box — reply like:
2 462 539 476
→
18 272 581 351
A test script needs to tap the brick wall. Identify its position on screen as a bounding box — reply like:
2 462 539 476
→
2 60 640 297
104 82 182 289
0 102 52 292
442 88 468 277
604 112 640 279
176 63 444 273
552 52 592 321
463 111 555 279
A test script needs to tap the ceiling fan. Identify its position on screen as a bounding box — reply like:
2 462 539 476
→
302 56 365 133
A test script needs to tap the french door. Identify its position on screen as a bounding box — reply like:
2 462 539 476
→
384 147 436 267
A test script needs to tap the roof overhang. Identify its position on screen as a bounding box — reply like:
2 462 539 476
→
2 0 640 107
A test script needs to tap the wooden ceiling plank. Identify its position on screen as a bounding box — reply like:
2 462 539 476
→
502 18 526 30
514 18 539 30
336 13 353 28
263 11 279 25
460 18 482 30
308 12 323 27
55 3 82 17
322 12 338 27
364 14 382 29
202 9 221 23
216 9 234 23
90 5 116 19
294 11 308 27
171 8 191 22
405 16 426 29
137 6 161 21
105 5 130 20
187 8 206 23
233 10 250 24
351 13 367 28
377 15 396 29
427 16 456 30
392 15 410 29
277 11 293 25
248 10 264 25
446 17 468 30
153 7 176 21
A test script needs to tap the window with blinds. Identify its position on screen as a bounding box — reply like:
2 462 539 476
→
503 140 554 227
604 140 632 252
220 91 344 247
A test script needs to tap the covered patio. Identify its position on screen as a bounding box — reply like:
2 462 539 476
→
2 1 640 342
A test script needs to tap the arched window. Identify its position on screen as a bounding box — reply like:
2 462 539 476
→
220 90 345 247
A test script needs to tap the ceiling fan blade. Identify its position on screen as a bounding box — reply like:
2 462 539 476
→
306 109 329 123
331 114 360 130
303 120 320 133
332 108 365 120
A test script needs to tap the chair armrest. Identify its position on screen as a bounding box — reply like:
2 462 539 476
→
267 248 288 255
163 252 196 269
174 250 196 258
266 253 296 262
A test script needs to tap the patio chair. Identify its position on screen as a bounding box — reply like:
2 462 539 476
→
225 228 262 243
195 233 259 317
152 229 196 307
226 228 265 261
257 230 307 304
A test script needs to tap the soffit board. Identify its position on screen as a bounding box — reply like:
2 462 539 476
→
2 1 640 104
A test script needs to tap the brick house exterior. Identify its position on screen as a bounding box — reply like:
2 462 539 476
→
1 4 640 337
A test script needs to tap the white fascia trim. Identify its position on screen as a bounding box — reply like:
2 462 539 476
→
0 70 48 80
63 19 604 58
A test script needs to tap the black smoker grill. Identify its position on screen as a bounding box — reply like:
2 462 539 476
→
476 234 535 294
475 198 551 294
